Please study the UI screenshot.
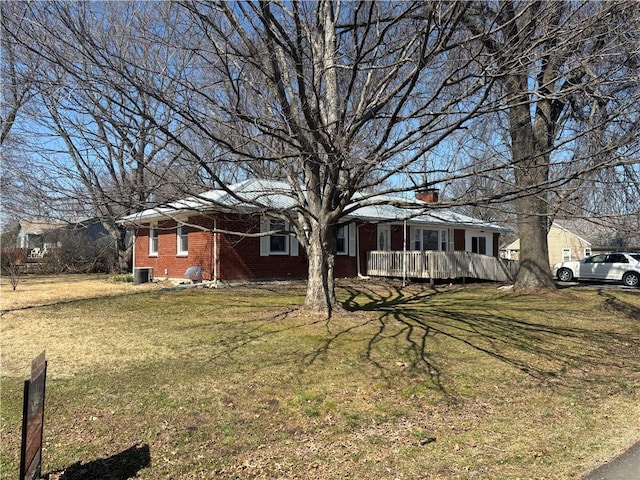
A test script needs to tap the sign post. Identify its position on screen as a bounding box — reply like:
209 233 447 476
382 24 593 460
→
19 351 47 480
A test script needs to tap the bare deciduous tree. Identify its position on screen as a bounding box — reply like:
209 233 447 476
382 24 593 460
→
0 1 39 146
462 0 640 289
5 1 198 271
1 2 44 232
129 0 492 316
3 0 638 315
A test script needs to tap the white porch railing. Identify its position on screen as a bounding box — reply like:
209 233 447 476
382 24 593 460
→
367 250 515 282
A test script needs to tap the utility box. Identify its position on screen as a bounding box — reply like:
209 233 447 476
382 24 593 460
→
134 267 153 285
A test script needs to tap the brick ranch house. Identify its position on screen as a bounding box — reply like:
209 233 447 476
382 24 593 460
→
120 179 509 283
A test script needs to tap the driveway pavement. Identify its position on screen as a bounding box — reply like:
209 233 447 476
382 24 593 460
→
583 441 640 480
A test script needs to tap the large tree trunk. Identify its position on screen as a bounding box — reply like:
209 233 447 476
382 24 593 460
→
507 72 557 291
108 225 132 274
514 197 554 289
304 224 338 318
511 115 557 290
116 236 132 273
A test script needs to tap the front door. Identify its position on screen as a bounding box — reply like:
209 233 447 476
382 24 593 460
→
377 225 390 251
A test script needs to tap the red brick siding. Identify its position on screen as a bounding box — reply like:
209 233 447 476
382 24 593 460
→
334 257 356 278
133 213 361 281
133 214 498 280
216 215 309 280
357 224 377 275
134 217 217 280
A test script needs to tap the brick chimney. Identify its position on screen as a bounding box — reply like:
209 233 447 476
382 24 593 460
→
416 188 439 203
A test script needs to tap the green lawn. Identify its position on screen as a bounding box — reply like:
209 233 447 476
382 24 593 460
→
1 279 639 479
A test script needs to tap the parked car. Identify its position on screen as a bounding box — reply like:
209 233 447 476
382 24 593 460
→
553 252 640 287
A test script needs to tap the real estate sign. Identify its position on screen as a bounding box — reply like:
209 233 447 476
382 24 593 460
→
20 351 47 480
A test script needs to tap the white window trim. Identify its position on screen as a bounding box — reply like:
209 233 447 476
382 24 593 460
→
269 219 289 255
337 223 357 256
471 236 487 255
465 230 492 255
260 217 298 256
584 248 592 258
412 227 448 252
177 224 188 256
348 223 357 257
149 224 158 257
562 247 571 262
336 225 348 255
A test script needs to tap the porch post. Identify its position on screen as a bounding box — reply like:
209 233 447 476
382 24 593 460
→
402 219 407 287
429 251 435 286
356 224 361 277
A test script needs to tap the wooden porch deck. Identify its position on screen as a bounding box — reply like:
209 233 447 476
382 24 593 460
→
367 250 516 283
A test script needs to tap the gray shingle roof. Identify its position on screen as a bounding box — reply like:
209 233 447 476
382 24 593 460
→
120 178 505 231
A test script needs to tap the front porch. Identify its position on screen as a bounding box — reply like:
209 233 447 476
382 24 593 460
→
367 250 516 283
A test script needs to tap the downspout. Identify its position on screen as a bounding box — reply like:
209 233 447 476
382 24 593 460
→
131 228 136 274
402 219 407 287
213 218 218 285
356 223 369 279
356 222 361 277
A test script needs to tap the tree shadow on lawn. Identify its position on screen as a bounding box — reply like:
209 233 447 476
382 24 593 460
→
45 443 150 480
326 283 640 400
181 283 639 402
598 288 640 320
193 306 329 363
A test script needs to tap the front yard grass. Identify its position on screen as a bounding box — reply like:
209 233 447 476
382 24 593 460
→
1 277 639 479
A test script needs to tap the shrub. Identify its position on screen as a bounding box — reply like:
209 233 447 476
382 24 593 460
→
0 248 25 290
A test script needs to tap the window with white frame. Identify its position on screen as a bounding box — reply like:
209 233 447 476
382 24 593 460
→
414 228 447 251
584 248 591 258
562 248 571 261
471 236 487 255
260 218 298 256
149 224 158 256
336 225 347 255
269 219 288 254
177 224 188 256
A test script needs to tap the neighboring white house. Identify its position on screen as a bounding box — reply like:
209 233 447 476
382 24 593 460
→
16 220 64 251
